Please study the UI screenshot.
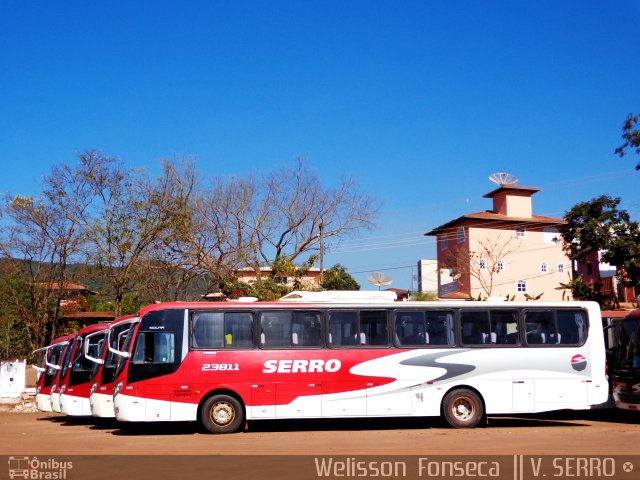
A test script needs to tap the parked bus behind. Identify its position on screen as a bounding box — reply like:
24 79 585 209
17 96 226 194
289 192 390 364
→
50 333 76 413
86 315 137 417
58 323 109 416
32 335 69 412
607 308 640 411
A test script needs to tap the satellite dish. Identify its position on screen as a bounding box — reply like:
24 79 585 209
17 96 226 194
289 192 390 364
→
367 272 393 289
489 172 519 187
449 269 462 280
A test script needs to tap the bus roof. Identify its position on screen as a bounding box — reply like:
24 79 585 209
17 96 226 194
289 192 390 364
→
75 323 110 336
279 290 398 303
132 299 603 318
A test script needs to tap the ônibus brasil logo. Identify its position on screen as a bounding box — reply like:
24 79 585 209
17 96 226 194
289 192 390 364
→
571 354 587 371
8 456 73 479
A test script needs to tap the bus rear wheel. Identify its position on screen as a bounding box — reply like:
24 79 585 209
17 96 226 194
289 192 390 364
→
201 394 244 434
442 388 484 428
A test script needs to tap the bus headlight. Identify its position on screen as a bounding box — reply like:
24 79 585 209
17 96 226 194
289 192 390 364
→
51 384 57 394
35 386 41 395
89 383 98 396
59 385 66 395
114 382 123 397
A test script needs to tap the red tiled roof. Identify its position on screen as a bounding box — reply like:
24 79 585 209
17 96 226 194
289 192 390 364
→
425 211 566 235
441 291 471 300
34 282 94 292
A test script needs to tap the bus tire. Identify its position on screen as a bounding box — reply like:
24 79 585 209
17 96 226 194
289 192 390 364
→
201 394 244 434
442 388 484 428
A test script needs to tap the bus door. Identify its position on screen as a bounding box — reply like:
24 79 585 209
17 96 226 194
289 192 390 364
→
128 309 185 421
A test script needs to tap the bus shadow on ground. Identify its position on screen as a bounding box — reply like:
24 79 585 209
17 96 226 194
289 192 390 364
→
504 408 639 425
106 412 617 436
38 414 119 429
40 408 637 436
109 417 437 436
110 421 199 436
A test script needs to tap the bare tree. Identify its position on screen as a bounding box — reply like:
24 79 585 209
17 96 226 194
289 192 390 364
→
0 152 99 347
153 158 379 294
81 153 177 316
250 159 379 266
136 159 209 301
443 231 520 298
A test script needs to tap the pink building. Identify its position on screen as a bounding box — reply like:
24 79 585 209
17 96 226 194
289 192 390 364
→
425 183 572 301
575 250 636 304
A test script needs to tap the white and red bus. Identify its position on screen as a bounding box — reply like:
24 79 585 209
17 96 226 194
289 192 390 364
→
112 293 608 432
58 323 109 416
85 315 137 417
50 333 77 413
32 335 70 412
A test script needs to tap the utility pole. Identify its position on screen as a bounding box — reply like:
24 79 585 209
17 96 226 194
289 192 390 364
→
319 222 324 274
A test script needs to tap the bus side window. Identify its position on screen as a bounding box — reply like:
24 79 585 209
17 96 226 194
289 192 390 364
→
556 310 586 345
425 311 454 346
329 312 358 347
361 311 389 346
394 312 426 346
490 310 518 345
192 312 224 349
461 311 490 345
525 311 555 345
260 312 291 348
291 312 322 347
222 312 253 349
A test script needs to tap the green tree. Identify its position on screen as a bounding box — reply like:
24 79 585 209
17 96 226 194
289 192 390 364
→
270 255 318 290
82 152 177 316
615 113 640 169
562 195 640 295
320 264 360 290
562 195 632 262
410 291 438 301
0 152 98 348
247 278 289 301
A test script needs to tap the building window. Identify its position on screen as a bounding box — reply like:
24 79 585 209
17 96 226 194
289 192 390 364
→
586 264 593 276
515 226 526 238
440 235 448 251
479 259 486 270
516 280 527 293
540 262 548 273
457 227 465 244
496 260 505 271
557 263 565 274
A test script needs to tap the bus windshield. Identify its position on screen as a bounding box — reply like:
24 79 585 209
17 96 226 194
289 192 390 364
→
617 317 640 369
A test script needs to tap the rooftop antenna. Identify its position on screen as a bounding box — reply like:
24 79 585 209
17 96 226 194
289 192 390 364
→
488 172 519 187
367 272 392 290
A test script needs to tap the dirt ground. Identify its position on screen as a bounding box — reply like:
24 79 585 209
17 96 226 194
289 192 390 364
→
1 407 639 480
1 407 638 456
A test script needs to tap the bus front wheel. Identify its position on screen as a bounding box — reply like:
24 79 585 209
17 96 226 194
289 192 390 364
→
201 394 244 434
442 388 484 428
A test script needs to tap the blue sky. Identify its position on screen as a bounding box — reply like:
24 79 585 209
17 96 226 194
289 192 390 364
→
1 1 639 291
